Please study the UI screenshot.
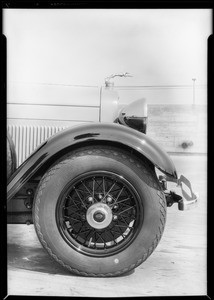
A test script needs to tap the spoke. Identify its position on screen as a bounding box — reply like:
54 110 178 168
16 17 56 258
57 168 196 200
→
103 227 115 243
64 203 78 210
90 230 97 248
68 211 83 218
81 228 94 246
108 228 117 241
96 231 106 244
65 194 73 201
102 182 116 201
76 223 90 235
109 197 131 209
81 181 94 199
67 216 81 222
103 229 114 244
74 188 87 209
110 227 125 237
115 224 133 229
73 188 87 193
94 178 103 191
92 177 95 198
65 195 80 209
115 186 125 201
75 187 91 197
102 176 106 196
112 220 126 236
64 210 83 218
115 197 131 205
94 232 98 248
86 228 95 240
119 214 130 226
78 228 91 235
117 206 133 215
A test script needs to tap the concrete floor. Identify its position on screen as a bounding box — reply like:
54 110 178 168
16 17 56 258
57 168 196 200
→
7 154 207 297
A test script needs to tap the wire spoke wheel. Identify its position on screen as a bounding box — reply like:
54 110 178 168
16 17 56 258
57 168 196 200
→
34 146 166 276
57 172 142 257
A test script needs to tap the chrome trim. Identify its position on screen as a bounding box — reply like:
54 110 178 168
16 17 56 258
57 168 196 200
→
178 192 199 211
86 203 113 229
166 174 199 211
177 175 199 211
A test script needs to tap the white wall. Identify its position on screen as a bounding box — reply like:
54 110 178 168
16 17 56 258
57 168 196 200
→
3 9 212 105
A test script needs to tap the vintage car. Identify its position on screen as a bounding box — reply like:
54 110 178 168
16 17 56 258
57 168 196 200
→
7 73 198 277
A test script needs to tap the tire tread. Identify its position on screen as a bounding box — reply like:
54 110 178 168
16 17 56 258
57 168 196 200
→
33 146 166 277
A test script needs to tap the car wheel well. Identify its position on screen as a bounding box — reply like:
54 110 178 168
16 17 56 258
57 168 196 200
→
33 140 155 180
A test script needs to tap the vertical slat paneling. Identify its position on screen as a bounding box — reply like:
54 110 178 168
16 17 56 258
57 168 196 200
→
26 126 30 161
7 124 66 166
29 126 34 155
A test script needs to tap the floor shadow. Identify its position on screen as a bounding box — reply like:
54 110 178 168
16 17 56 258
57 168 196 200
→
8 243 135 277
7 243 72 276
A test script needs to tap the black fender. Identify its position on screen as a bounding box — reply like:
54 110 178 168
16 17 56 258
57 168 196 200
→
7 132 17 179
7 123 178 202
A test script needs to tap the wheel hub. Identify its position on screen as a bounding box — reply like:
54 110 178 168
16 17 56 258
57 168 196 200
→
93 211 105 222
86 203 113 229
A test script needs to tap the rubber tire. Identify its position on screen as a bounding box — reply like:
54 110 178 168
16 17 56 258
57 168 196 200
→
33 145 166 277
7 133 16 180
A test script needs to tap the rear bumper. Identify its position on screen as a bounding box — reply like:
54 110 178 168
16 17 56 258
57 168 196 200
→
163 175 199 211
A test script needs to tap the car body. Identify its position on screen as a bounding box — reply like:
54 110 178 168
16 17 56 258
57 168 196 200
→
7 73 198 276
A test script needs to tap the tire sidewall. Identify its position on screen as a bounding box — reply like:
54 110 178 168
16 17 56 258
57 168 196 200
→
34 148 165 276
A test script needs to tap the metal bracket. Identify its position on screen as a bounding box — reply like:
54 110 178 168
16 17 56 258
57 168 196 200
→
165 190 182 207
159 175 167 190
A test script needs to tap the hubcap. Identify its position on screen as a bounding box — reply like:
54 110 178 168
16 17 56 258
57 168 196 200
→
86 203 112 229
56 171 143 257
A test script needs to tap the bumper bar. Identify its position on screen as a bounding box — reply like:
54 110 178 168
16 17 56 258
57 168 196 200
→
177 175 199 210
160 175 199 211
